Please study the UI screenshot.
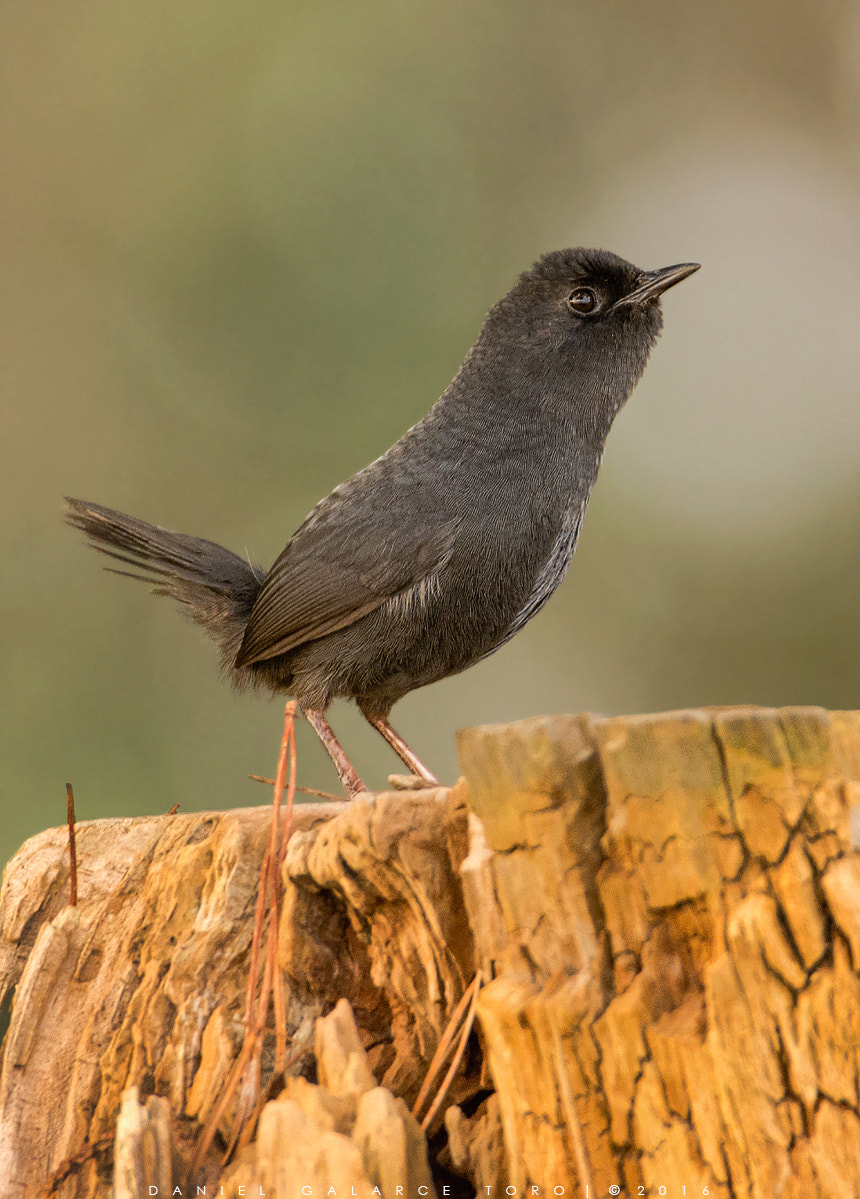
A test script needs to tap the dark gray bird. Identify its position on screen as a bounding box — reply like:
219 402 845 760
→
65 248 698 797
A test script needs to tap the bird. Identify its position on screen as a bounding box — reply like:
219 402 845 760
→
65 247 698 798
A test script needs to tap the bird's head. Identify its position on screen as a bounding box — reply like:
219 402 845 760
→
477 247 699 437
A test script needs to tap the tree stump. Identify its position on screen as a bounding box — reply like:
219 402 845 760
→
2 706 860 1197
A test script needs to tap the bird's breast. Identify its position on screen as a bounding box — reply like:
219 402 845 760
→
490 498 587 651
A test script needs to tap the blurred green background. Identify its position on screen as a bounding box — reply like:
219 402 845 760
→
3 1 860 868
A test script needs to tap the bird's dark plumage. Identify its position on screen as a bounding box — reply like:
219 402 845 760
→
65 247 698 795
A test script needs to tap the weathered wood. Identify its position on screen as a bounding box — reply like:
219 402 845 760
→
458 706 860 1197
2 706 860 1197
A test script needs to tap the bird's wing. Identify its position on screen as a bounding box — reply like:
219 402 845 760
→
234 468 457 667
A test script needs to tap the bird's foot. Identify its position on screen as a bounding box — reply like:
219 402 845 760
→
387 773 443 792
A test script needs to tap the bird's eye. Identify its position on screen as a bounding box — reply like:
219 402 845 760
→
568 287 597 314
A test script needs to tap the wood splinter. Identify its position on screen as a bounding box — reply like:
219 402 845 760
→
65 781 78 908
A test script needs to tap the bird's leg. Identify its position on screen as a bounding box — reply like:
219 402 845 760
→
364 714 440 785
301 706 367 799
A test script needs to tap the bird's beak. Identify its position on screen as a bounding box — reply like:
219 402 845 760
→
614 262 700 308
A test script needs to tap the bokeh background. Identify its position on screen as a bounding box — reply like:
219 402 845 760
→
3 1 860 869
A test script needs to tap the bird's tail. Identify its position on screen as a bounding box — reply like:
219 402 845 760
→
64 498 264 675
